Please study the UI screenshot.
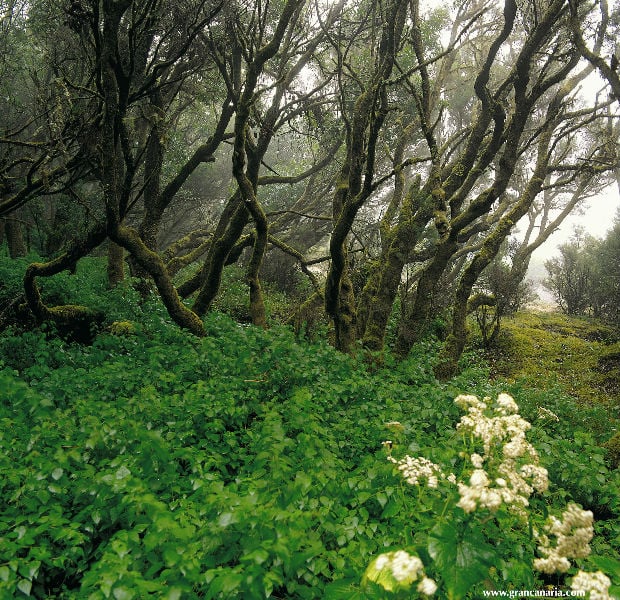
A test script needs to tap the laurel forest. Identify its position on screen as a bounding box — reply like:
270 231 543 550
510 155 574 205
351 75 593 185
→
1 0 620 598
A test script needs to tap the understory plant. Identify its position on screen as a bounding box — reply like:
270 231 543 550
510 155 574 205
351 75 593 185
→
1 299 619 599
364 393 620 599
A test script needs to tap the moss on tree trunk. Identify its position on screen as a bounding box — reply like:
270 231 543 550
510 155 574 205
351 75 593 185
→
112 225 206 337
107 241 125 287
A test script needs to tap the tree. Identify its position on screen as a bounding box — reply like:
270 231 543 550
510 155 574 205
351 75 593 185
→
1 0 619 378
543 228 593 315
584 209 620 322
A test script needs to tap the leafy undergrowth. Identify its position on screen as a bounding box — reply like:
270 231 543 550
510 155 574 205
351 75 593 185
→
1 312 619 598
1 269 620 598
487 310 620 415
0 311 480 598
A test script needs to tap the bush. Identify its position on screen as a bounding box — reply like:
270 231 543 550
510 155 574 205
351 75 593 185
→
1 268 619 598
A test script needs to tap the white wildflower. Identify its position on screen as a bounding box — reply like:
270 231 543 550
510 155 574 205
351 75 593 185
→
382 440 393 454
503 437 528 459
365 550 430 591
454 393 547 514
537 406 560 422
570 570 611 600
469 469 488 487
479 487 503 510
471 453 484 468
391 550 423 582
417 576 438 596
456 484 478 513
533 555 572 574
496 392 519 415
374 554 390 571
534 504 594 574
388 455 444 488
454 394 487 411
519 464 549 493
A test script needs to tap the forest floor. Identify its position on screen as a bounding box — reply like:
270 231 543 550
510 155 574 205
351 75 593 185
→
488 309 620 413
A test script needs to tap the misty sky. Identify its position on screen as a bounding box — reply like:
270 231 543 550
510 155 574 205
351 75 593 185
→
529 185 620 261
523 184 620 298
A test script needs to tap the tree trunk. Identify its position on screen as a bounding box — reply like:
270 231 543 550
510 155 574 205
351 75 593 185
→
5 218 27 258
23 225 108 339
107 241 125 287
394 234 457 357
192 198 249 315
361 182 434 351
112 225 205 336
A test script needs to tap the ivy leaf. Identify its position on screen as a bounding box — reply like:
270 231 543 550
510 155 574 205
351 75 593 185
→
17 579 32 596
428 521 497 600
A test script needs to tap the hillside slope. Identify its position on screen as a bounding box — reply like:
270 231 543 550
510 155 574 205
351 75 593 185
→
489 310 620 418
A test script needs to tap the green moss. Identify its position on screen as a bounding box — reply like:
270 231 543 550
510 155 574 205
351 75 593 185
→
487 310 620 408
107 320 137 336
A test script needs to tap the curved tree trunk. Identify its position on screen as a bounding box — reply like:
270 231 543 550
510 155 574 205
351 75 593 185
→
111 225 206 336
23 225 108 337
192 197 249 315
107 241 125 287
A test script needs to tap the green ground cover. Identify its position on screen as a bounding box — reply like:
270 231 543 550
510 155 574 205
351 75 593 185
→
489 311 620 410
1 260 619 598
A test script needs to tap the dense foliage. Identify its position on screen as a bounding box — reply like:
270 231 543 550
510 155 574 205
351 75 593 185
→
2 0 620 377
544 215 620 324
1 256 619 598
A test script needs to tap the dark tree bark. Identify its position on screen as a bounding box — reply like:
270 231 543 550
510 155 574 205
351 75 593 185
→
325 0 409 353
5 218 27 258
107 241 125 287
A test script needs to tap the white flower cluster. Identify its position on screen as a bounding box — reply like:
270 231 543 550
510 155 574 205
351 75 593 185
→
537 406 560 422
533 503 594 574
454 393 548 514
387 455 447 488
570 570 612 600
365 550 437 595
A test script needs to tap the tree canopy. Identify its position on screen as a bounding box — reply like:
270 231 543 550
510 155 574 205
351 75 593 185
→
1 0 619 376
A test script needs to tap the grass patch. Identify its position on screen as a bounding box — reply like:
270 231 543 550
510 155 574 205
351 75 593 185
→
486 310 620 413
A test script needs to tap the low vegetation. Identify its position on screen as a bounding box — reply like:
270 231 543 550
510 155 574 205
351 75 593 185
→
486 310 620 411
1 257 620 598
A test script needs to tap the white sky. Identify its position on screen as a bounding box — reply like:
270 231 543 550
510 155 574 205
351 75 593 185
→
533 185 620 259
523 183 620 297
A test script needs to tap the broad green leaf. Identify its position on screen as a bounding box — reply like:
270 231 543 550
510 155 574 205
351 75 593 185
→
17 579 32 596
591 555 620 579
428 522 497 600
381 499 402 519
324 578 366 599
